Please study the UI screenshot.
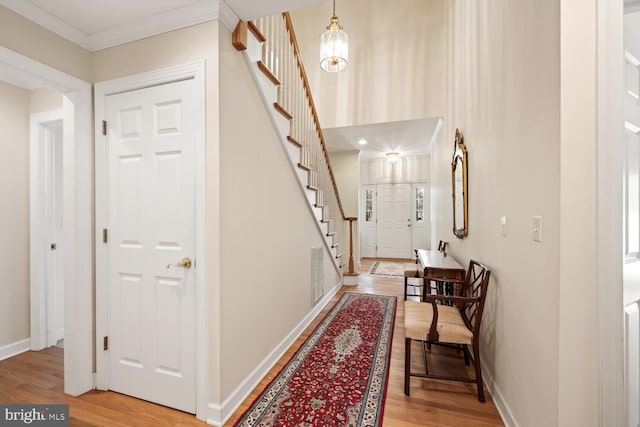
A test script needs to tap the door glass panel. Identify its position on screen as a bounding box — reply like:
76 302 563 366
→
415 187 424 223
365 189 374 222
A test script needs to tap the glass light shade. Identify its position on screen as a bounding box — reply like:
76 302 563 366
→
320 17 348 73
386 152 400 164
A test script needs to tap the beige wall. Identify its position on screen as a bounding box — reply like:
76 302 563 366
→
558 0 599 423
295 0 566 424
290 0 448 129
329 151 360 217
0 81 30 348
218 24 340 401
329 150 360 267
430 1 561 425
0 5 92 83
29 88 63 114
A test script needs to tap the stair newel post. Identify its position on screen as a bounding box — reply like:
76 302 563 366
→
347 217 357 275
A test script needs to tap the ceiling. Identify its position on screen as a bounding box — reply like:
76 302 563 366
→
0 0 440 160
0 0 325 51
324 118 442 159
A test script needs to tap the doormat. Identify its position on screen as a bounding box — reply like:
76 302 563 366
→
234 293 396 427
368 261 405 277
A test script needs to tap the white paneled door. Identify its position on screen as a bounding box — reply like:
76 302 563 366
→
104 79 197 413
377 184 412 258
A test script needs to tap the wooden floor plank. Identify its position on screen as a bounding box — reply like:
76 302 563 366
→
0 258 504 426
226 258 504 426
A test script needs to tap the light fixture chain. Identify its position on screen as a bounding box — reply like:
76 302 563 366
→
333 0 336 16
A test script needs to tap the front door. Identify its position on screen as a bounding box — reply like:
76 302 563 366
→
104 78 197 413
376 183 411 258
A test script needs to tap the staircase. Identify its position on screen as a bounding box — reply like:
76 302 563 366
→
232 13 357 276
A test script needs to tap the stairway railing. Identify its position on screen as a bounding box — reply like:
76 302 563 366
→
238 13 357 274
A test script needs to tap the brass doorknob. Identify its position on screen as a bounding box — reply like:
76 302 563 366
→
167 257 192 269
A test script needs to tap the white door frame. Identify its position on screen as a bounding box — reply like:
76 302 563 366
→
94 61 208 420
0 46 93 396
30 109 63 351
597 0 624 423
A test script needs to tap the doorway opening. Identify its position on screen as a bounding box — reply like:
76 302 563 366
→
30 110 64 352
0 45 93 396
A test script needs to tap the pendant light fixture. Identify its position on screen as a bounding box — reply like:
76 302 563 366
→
320 0 348 72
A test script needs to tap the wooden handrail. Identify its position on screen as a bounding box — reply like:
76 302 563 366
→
282 12 346 220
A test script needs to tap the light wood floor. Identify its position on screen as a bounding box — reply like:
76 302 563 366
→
0 258 504 426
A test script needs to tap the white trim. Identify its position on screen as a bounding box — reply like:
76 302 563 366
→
0 0 220 52
29 109 63 352
0 47 87 92
0 339 30 362
206 282 342 426
94 61 208 421
597 0 626 425
0 0 91 50
0 46 93 398
62 86 94 396
480 360 518 427
90 0 220 52
219 0 240 32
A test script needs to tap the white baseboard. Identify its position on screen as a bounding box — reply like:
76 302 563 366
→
0 338 30 361
206 282 343 426
481 360 518 427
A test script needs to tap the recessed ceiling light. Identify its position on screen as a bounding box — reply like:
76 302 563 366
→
358 139 368 145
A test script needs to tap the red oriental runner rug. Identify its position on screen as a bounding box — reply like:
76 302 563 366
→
235 293 397 427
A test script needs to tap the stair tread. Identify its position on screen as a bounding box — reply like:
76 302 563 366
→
257 61 281 86
274 102 293 120
287 136 302 148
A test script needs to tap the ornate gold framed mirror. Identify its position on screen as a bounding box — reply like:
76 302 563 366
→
452 128 468 238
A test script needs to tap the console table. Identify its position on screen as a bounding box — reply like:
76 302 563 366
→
417 249 466 300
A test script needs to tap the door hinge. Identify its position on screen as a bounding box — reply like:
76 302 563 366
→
103 336 108 351
103 228 108 243
102 120 107 136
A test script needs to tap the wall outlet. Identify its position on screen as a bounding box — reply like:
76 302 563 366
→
501 216 508 236
533 216 543 242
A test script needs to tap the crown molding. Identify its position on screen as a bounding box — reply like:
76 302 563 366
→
90 0 219 51
0 0 91 50
0 0 220 52
219 0 240 32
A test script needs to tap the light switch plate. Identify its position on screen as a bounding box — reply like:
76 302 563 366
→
533 216 543 242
